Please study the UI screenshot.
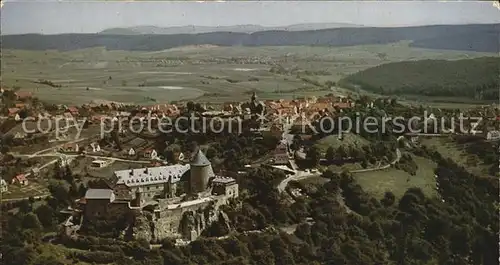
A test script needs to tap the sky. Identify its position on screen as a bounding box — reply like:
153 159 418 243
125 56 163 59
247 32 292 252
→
1 1 500 35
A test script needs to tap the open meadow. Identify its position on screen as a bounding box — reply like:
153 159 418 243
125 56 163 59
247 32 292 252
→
352 156 438 199
1 41 495 105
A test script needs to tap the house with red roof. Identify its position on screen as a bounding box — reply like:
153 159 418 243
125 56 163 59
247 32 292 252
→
143 148 158 159
66 106 79 116
333 102 352 109
15 91 33 100
7 108 20 117
12 174 28 186
15 103 28 109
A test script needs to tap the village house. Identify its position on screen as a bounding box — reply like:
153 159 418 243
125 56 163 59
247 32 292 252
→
62 112 75 121
114 111 131 118
66 106 79 116
178 152 185 162
14 132 27 139
486 130 500 141
15 91 33 101
222 103 235 112
128 148 136 156
89 142 101 152
143 149 159 160
91 115 108 124
333 102 352 110
12 174 28 186
61 143 79 153
15 103 28 109
1 179 8 193
273 140 291 165
7 107 20 117
91 160 111 168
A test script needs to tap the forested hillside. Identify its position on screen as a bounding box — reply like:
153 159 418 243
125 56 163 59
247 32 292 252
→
2 24 498 52
339 57 500 99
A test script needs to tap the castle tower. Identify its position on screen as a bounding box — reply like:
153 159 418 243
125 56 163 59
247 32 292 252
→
189 150 214 194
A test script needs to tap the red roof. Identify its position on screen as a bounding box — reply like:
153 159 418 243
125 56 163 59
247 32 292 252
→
8 108 20 115
15 174 27 182
15 91 33 99
67 107 79 113
333 102 351 109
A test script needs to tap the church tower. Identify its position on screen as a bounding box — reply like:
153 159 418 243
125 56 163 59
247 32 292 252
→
251 91 257 103
189 150 214 194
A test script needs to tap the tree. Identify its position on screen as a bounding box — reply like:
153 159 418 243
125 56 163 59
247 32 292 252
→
306 146 321 168
63 165 74 183
48 180 70 208
35 204 55 228
22 213 42 231
361 158 368 169
78 184 87 197
325 146 335 161
186 101 195 112
381 191 396 207
337 145 348 159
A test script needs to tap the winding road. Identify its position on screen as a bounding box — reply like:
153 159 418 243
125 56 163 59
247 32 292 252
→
277 148 401 193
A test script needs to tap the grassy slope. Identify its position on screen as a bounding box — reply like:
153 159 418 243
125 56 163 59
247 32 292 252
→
314 133 370 153
353 156 438 199
419 137 492 177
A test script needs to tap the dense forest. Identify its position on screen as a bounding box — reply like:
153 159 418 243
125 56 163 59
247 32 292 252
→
2 24 498 52
339 57 500 100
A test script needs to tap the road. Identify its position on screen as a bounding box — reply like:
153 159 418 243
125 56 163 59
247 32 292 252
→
277 148 401 193
281 114 299 146
13 152 153 164
1 194 51 203
278 170 322 193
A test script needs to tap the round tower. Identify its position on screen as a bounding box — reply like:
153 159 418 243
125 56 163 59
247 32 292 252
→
189 150 213 193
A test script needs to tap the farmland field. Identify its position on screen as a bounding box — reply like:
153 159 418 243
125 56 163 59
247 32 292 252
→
1 41 494 105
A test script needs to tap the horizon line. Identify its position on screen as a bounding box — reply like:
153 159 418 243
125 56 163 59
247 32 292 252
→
3 22 498 36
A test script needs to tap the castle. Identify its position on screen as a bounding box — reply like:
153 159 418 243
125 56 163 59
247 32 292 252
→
72 150 238 242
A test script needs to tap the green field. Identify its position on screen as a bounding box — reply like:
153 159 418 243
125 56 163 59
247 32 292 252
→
419 137 492 177
353 156 438 199
314 133 370 153
1 41 494 105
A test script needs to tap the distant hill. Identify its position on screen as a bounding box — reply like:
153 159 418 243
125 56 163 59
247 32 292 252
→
2 24 499 53
100 23 364 35
338 56 500 99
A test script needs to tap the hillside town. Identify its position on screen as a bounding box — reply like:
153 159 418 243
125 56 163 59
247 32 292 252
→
2 86 499 245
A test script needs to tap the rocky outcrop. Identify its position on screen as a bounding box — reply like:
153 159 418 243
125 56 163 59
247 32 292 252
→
218 211 232 233
132 213 153 242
